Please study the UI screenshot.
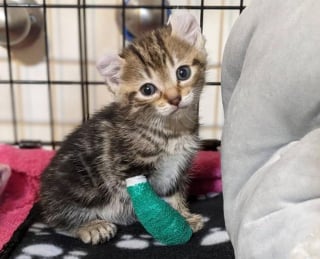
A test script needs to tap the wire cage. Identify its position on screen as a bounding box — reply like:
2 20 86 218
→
0 0 248 149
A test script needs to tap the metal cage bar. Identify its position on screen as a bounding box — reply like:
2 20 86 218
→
42 0 56 149
78 0 90 123
3 0 18 143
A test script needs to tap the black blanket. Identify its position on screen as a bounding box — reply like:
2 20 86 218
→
2 194 234 259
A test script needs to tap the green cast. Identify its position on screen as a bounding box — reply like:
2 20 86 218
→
126 175 192 245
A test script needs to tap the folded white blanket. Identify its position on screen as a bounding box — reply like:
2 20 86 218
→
221 0 320 258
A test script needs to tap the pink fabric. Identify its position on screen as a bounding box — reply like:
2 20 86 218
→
188 151 222 196
0 145 55 251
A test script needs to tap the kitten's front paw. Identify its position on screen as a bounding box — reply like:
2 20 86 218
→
76 220 117 245
186 213 204 233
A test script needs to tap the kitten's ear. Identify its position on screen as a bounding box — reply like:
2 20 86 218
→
167 11 205 50
96 54 124 94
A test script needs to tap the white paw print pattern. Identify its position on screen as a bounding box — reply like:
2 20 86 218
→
15 244 87 259
116 233 178 249
28 223 50 236
16 222 87 259
200 228 230 246
115 234 153 249
28 222 73 238
61 250 88 259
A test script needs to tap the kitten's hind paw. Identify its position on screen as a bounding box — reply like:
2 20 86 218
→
76 220 117 245
186 213 205 233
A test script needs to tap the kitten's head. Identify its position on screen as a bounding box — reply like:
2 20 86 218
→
97 11 207 118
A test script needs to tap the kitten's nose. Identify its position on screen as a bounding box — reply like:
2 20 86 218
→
165 88 181 106
168 95 181 106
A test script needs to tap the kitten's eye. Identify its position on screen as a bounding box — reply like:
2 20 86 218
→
176 66 191 81
140 83 157 96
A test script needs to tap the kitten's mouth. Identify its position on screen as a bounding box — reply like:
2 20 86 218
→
171 104 188 114
178 103 189 109
157 103 190 117
171 107 179 114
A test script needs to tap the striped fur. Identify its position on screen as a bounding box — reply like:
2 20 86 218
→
40 12 207 244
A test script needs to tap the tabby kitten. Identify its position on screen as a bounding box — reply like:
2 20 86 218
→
40 11 207 245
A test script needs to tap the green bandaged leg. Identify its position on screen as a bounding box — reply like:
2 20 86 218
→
126 175 192 245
